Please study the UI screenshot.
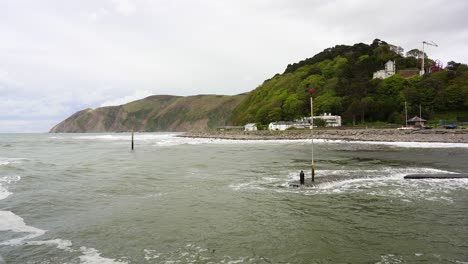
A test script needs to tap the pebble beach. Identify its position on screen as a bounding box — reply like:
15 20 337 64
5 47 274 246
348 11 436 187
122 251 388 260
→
180 128 468 143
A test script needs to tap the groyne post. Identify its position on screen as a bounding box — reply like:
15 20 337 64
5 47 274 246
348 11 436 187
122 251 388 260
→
131 129 134 150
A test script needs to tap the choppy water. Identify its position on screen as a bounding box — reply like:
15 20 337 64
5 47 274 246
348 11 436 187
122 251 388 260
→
1 133 468 264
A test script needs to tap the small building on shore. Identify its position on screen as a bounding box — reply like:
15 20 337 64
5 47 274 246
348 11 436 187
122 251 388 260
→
407 116 426 128
244 123 258 131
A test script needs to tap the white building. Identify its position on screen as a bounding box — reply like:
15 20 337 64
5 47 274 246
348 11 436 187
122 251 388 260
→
302 114 342 127
373 60 396 79
316 113 342 127
244 123 258 131
268 121 294 131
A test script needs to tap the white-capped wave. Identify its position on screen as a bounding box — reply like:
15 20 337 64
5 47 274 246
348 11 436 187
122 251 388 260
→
230 166 468 203
79 247 128 264
0 188 11 200
0 175 21 201
67 133 468 148
0 211 47 246
22 239 128 264
0 173 125 264
340 140 468 149
0 157 26 166
27 239 73 251
305 167 468 202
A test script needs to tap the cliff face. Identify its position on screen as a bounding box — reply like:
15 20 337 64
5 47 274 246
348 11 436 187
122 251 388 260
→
49 94 246 133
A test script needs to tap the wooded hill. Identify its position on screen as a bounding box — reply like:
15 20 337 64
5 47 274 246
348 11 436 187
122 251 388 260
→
229 39 468 126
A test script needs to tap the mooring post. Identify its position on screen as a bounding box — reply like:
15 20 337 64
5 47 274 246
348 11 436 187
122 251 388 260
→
131 129 134 150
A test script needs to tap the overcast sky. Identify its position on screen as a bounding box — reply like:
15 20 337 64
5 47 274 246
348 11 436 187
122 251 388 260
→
1 0 467 132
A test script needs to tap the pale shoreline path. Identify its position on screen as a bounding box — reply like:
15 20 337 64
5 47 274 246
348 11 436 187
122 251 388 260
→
179 128 468 143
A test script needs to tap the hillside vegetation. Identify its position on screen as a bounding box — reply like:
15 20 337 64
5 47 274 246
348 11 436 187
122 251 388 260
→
51 39 468 132
230 39 468 126
50 94 246 132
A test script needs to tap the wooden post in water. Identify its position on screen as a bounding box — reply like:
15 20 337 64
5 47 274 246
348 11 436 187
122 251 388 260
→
310 89 315 182
131 129 134 150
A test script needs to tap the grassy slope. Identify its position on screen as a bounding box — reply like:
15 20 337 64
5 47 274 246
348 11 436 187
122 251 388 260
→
50 94 247 132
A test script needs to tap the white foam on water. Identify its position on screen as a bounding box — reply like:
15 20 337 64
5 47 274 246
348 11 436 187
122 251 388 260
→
0 172 126 264
0 188 11 200
341 140 468 149
0 175 21 185
79 247 128 264
0 173 48 247
0 211 47 246
230 166 468 203
62 133 468 148
0 174 21 208
376 254 403 264
0 157 26 166
22 239 129 264
143 249 160 261
159 134 468 148
27 239 73 251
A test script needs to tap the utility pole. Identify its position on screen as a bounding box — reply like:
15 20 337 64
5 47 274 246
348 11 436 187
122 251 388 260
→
420 41 438 76
405 101 408 127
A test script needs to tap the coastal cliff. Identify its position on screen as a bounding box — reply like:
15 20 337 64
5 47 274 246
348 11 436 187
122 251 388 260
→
50 94 246 133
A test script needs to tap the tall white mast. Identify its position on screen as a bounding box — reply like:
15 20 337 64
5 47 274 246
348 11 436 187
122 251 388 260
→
420 41 438 76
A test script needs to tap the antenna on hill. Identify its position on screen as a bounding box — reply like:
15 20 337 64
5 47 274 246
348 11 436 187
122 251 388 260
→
420 41 438 76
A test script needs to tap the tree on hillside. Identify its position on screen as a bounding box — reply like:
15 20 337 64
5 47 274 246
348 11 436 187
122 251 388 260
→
406 49 419 58
389 44 404 56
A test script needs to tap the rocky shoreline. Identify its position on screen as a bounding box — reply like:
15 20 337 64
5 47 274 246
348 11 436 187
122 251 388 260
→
180 128 468 143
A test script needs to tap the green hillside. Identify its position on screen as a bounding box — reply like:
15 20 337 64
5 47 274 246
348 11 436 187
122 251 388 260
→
51 39 468 133
50 94 246 132
230 39 468 126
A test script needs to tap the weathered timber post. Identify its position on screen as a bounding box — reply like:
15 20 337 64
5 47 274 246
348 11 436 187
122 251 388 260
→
131 129 134 150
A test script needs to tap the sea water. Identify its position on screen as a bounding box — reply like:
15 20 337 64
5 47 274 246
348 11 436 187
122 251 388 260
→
1 133 467 263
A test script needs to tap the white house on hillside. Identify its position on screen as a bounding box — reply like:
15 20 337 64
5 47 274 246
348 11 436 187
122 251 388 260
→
373 60 396 79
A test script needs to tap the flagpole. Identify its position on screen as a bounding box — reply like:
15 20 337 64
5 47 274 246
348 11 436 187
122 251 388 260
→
310 89 315 182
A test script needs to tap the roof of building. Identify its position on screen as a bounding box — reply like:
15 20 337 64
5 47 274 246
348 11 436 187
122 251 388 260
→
407 116 426 122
